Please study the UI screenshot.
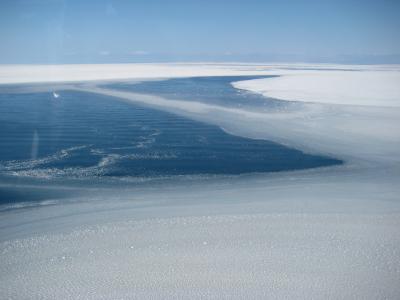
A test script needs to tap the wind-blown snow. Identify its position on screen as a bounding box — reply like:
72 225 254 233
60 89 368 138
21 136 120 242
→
1 63 400 299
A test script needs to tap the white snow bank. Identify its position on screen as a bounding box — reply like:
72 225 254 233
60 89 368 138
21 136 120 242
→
233 70 400 107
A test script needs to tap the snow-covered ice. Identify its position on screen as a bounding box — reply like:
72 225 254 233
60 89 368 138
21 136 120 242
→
232 69 400 107
2 214 399 299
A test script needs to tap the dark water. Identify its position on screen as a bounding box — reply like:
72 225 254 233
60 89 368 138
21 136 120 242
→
0 76 342 204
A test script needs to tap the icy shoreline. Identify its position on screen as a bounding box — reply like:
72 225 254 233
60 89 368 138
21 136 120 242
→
1 63 400 299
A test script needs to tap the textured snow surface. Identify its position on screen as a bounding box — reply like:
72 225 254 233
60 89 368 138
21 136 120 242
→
1 214 400 299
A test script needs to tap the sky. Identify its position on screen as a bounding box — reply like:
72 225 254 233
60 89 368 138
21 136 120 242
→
0 0 399 64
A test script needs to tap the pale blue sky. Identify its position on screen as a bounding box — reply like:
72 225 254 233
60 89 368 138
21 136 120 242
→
1 0 399 63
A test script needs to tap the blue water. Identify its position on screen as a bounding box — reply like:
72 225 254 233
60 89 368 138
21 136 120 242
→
0 76 342 204
104 76 290 111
